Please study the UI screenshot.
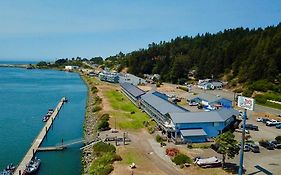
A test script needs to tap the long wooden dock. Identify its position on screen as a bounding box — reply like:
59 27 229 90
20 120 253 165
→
14 97 67 175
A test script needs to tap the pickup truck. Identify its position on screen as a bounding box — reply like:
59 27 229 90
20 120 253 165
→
241 124 259 131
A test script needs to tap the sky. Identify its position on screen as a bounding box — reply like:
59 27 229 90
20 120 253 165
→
0 0 281 61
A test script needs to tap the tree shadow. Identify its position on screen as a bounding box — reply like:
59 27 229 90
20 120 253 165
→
223 163 246 174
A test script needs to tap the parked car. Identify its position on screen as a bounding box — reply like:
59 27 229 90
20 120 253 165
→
188 101 198 106
248 143 260 153
238 143 250 152
270 141 281 149
259 141 275 150
266 120 281 126
235 128 250 134
240 124 259 131
261 118 271 124
256 118 263 122
276 124 281 129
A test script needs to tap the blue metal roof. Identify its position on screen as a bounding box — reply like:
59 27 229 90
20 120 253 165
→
120 82 145 98
141 91 188 115
170 108 239 124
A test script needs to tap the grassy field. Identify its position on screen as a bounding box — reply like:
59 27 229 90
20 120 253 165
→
104 90 150 130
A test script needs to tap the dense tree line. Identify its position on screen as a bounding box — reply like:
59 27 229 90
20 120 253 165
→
107 23 281 86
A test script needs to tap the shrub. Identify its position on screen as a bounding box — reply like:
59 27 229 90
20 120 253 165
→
155 134 163 143
130 111 135 114
275 136 281 142
172 153 192 165
242 88 253 97
93 142 116 154
156 82 161 87
100 113 110 121
166 148 179 157
97 120 110 131
91 86 98 93
97 113 110 131
179 86 189 92
93 105 102 112
255 94 267 104
147 126 155 134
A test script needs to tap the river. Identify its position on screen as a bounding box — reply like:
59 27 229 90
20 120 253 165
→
0 66 87 175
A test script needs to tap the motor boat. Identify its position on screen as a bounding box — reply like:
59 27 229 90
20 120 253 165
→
24 157 41 174
0 163 16 175
194 156 222 168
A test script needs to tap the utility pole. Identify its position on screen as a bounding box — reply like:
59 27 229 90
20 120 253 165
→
237 96 254 175
238 109 247 175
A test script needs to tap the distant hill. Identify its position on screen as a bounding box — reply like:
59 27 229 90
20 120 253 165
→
105 23 281 96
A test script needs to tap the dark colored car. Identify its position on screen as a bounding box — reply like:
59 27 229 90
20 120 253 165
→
248 143 260 153
241 124 259 131
261 118 271 124
259 141 274 150
270 141 281 149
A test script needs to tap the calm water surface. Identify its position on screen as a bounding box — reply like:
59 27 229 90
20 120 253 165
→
0 67 87 175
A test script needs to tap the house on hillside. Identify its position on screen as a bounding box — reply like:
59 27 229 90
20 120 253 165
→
189 93 232 109
119 73 146 86
65 65 79 71
197 81 223 90
98 71 119 83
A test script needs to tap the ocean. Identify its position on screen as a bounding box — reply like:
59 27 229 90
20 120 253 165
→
0 66 87 175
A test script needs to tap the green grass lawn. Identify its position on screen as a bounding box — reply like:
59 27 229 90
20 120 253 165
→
104 90 150 130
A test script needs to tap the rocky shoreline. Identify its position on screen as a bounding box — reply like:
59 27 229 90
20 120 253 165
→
80 74 99 175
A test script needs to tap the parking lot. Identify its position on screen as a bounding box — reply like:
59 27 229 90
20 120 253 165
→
143 83 281 174
231 110 281 174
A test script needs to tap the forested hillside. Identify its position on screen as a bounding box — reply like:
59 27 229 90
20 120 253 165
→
107 24 281 88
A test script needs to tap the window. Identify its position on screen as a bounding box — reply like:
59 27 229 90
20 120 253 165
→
213 122 220 127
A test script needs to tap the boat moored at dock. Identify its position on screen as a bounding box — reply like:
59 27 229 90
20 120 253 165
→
23 157 41 175
0 164 16 175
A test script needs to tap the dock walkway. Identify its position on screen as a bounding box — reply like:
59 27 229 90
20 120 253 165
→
14 97 67 175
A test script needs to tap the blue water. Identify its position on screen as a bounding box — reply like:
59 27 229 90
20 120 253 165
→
0 67 87 175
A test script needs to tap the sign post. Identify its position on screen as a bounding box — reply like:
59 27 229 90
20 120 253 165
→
237 96 255 175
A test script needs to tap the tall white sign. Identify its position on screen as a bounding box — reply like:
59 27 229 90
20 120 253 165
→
237 96 255 111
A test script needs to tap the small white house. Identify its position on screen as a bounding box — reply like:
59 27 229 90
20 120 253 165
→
65 66 79 71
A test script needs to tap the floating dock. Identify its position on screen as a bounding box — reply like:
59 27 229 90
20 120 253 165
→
14 97 67 175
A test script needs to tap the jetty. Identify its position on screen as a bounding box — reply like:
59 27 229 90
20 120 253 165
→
14 97 67 175
0 64 29 69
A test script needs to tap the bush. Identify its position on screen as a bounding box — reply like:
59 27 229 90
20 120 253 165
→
97 120 110 131
147 126 155 134
255 94 267 104
166 148 179 157
100 113 110 121
90 142 121 175
97 113 110 131
93 142 116 154
155 134 163 143
93 105 102 112
156 82 161 87
91 86 98 93
130 111 135 114
172 153 192 165
250 80 273 92
242 88 253 97
275 136 281 142
178 86 189 92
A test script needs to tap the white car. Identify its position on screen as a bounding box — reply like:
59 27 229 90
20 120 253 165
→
266 120 280 126
235 128 250 134
256 118 263 122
